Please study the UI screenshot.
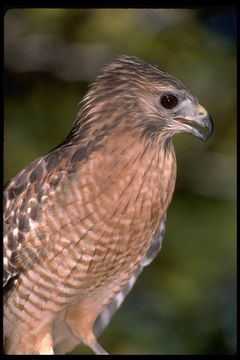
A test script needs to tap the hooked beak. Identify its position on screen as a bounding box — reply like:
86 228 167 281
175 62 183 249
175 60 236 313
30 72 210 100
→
173 105 213 141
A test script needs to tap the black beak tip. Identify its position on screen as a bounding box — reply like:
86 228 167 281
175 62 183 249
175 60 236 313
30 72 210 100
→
202 114 214 141
209 115 214 135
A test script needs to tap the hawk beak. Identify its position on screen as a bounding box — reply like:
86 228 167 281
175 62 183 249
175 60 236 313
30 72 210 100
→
173 105 213 141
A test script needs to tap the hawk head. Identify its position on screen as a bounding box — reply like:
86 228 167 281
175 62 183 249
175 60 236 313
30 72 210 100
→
63 55 213 153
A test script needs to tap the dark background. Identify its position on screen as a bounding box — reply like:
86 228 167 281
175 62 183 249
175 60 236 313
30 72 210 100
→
4 8 236 354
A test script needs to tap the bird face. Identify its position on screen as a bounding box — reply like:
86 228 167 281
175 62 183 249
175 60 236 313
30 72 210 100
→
70 55 213 156
156 89 213 141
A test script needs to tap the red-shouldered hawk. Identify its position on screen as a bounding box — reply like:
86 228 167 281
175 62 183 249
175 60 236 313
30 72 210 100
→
3 55 213 354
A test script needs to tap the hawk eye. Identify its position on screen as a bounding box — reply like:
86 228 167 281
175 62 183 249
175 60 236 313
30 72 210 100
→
160 94 178 109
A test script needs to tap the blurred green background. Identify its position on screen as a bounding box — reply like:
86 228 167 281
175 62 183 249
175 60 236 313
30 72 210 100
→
4 8 236 355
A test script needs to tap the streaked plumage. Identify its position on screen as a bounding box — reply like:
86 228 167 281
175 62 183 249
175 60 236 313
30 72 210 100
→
3 55 213 354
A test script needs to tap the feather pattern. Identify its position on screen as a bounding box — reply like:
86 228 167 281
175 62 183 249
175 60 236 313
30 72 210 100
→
4 55 211 354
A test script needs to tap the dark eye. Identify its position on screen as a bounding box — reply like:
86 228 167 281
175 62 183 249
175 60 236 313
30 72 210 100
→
160 94 178 109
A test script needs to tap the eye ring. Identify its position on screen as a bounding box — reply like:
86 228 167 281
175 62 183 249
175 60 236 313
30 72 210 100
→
160 94 179 109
